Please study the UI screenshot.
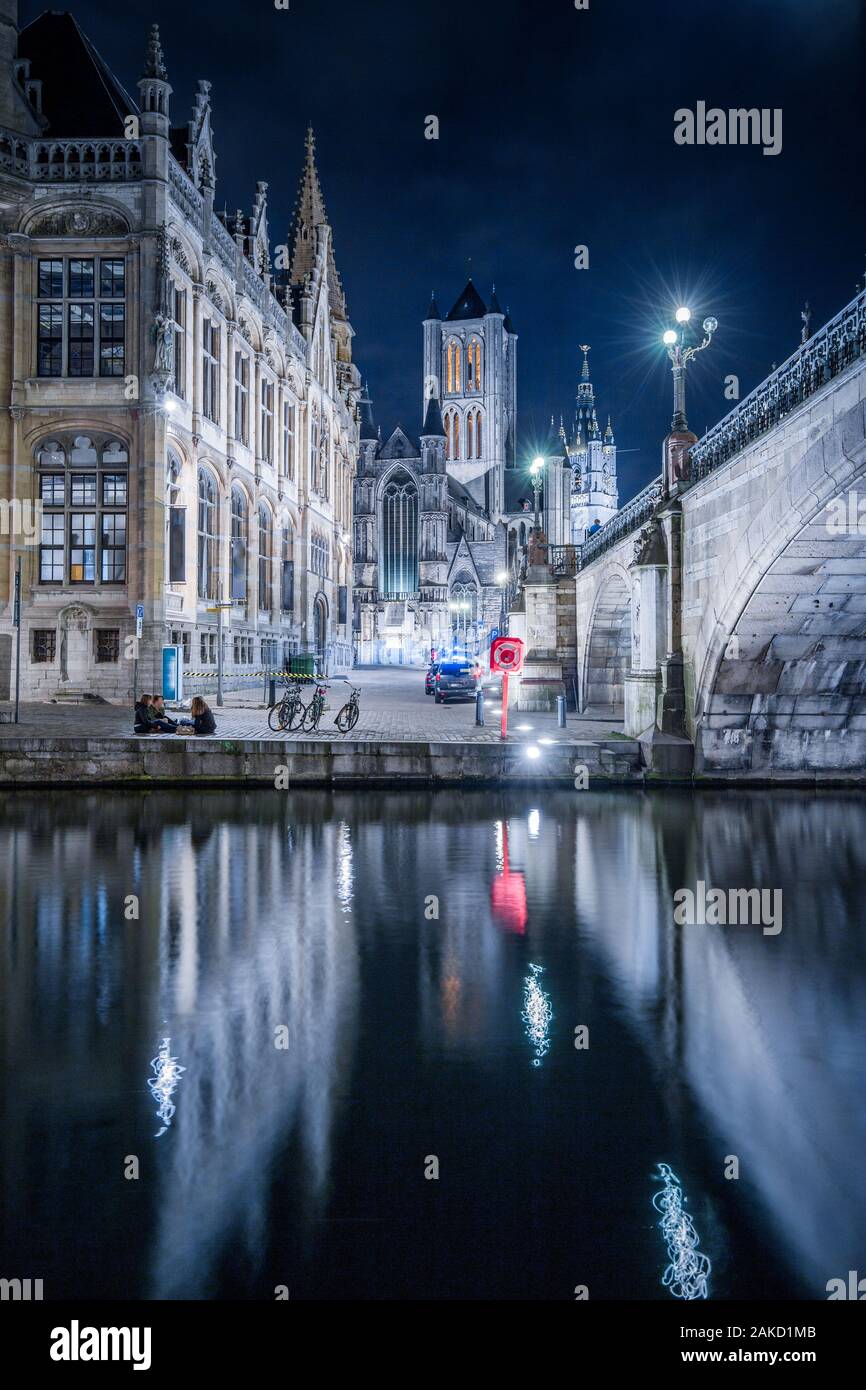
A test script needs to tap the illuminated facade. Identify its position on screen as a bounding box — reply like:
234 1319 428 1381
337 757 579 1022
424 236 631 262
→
0 5 359 699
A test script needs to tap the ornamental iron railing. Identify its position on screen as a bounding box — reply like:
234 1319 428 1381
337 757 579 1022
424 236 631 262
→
690 288 866 480
578 474 664 570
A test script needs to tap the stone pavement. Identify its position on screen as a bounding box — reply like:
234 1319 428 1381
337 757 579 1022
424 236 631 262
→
0 665 624 746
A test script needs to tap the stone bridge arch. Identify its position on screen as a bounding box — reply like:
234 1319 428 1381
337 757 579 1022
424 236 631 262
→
692 386 866 774
582 564 632 716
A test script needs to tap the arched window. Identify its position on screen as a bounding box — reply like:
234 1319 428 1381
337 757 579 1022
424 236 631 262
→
230 486 248 602
445 411 460 461
475 409 483 457
467 338 482 391
197 468 218 600
281 521 294 614
36 434 128 586
450 577 477 643
466 411 474 461
166 454 184 585
258 504 272 613
446 339 461 394
380 469 418 597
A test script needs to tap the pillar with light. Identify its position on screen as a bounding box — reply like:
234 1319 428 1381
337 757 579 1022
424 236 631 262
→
662 307 718 493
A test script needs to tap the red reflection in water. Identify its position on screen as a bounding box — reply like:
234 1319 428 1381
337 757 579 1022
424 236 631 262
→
491 821 527 934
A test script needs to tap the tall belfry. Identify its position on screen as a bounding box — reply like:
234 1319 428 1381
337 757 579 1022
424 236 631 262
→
567 345 619 542
422 279 517 519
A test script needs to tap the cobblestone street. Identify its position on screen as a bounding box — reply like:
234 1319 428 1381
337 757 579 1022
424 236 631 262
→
0 665 623 745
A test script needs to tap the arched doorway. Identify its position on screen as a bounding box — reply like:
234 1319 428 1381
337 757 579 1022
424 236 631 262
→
314 595 328 670
584 572 631 716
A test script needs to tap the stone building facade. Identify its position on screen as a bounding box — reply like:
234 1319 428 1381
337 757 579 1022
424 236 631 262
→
0 5 359 700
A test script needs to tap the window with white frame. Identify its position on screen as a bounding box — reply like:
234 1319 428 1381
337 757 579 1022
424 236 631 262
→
37 257 126 378
261 378 274 464
202 318 220 423
37 435 128 585
234 350 249 444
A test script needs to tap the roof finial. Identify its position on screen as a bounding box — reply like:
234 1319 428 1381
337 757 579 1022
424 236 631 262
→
579 343 591 380
143 23 167 81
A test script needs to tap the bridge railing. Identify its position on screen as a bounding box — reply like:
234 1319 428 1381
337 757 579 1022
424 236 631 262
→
578 474 664 570
549 545 578 576
691 287 866 481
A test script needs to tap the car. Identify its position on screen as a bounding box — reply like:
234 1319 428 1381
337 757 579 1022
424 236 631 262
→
434 660 482 704
425 662 440 696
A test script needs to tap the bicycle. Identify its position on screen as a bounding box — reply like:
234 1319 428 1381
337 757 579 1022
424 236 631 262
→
268 680 305 732
335 683 361 733
302 683 329 732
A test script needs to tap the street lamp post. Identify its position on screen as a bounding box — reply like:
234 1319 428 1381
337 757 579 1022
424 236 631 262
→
530 456 545 533
663 306 718 433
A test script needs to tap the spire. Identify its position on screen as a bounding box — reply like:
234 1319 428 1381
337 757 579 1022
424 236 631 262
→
288 126 347 320
604 415 614 443
579 343 591 381
358 383 376 441
421 393 445 437
488 284 503 315
425 291 441 320
142 23 167 81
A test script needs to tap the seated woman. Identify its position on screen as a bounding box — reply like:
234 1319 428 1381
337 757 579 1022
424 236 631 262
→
150 695 178 732
134 693 153 733
175 695 215 739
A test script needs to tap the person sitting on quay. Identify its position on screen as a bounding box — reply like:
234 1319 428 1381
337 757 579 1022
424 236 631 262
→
134 693 153 733
150 695 179 732
189 696 216 736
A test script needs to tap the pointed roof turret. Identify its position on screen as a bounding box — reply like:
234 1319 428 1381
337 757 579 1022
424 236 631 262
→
580 343 591 381
425 292 441 321
604 416 614 444
288 125 347 320
421 393 445 437
446 278 487 321
142 23 167 80
358 383 376 441
487 285 504 315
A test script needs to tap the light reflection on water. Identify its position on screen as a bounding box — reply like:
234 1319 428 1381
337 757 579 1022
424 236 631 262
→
1 788 865 1301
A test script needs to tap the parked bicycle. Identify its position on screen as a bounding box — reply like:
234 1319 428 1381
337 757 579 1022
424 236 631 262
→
268 680 305 732
302 683 329 732
335 683 361 733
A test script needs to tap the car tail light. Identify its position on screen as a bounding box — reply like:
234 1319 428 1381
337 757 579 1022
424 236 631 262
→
436 673 441 681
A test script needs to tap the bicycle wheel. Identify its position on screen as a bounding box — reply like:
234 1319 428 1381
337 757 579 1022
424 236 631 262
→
345 702 359 731
286 698 304 730
303 699 321 732
335 702 350 733
268 701 287 732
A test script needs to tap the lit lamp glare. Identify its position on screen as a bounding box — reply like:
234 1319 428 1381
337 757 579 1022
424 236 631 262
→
530 456 544 474
675 306 691 323
662 329 678 346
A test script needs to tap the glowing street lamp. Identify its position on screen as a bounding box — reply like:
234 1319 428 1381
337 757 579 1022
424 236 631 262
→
529 455 545 534
662 308 718 432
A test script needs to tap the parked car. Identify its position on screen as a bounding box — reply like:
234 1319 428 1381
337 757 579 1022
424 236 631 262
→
434 660 481 704
425 662 440 696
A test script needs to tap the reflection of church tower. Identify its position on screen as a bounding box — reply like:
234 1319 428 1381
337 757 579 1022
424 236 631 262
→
568 345 619 544
423 281 517 519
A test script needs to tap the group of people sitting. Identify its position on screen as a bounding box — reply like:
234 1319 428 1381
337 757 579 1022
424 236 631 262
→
134 693 216 736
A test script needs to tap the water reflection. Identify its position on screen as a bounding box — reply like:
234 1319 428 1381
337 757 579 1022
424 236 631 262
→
0 788 865 1300
652 1163 712 1300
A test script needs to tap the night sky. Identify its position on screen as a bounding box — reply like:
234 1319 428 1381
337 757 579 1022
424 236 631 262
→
22 0 865 501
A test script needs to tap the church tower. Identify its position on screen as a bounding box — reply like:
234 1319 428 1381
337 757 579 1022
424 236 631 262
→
422 280 517 521
567 345 619 543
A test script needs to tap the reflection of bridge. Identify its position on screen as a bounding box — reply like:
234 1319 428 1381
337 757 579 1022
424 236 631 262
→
571 289 866 775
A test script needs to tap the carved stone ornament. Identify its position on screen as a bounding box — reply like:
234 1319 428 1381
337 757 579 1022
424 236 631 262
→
29 207 129 238
632 518 666 568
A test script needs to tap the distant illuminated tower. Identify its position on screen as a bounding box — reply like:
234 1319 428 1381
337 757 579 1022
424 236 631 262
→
567 345 619 543
422 280 517 519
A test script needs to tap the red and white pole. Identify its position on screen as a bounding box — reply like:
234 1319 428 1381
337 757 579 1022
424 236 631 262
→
501 672 509 740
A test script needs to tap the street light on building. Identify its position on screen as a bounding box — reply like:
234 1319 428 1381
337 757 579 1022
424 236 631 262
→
663 307 718 433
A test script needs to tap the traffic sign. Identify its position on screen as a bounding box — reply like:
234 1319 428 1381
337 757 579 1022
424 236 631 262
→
135 602 144 640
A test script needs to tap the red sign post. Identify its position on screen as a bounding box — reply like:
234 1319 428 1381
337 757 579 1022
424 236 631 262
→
489 636 525 740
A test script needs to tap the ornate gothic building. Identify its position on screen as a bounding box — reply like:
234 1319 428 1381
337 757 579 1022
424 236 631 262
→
354 280 516 666
353 284 621 665
0 3 359 700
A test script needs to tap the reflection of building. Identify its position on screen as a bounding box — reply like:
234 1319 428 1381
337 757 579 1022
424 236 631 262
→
0 5 358 698
353 285 511 664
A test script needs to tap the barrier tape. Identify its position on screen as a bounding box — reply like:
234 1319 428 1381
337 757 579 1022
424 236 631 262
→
178 669 326 680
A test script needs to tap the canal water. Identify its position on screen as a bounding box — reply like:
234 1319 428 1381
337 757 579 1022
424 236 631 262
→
1 788 864 1301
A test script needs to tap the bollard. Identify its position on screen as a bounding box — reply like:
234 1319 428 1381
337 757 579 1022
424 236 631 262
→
556 694 566 728
475 688 485 726
268 676 276 707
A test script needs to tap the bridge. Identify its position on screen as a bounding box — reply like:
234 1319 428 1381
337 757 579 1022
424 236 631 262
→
569 287 866 777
